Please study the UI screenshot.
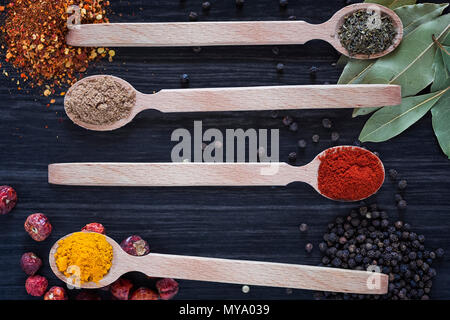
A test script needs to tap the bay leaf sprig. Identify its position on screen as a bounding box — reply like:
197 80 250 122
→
336 1 450 158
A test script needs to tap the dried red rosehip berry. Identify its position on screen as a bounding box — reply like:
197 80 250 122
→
24 213 52 242
120 235 150 256
20 252 42 276
0 185 17 215
25 275 48 297
130 287 159 300
76 290 101 300
156 278 179 300
44 286 68 300
110 278 133 300
81 222 106 234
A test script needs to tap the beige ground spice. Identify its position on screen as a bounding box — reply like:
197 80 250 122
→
65 76 136 125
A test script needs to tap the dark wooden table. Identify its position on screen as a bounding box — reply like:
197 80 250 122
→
0 0 449 300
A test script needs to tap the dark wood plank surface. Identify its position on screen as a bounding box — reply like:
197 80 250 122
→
0 0 449 300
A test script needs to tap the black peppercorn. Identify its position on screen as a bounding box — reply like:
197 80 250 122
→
276 63 284 73
312 134 320 143
289 122 298 132
331 131 340 142
282 115 293 126
288 15 296 20
299 223 308 232
397 200 407 210
398 179 408 190
322 118 332 129
279 0 288 7
288 152 297 163
309 66 319 77
389 169 398 180
298 139 307 149
436 248 445 258
202 1 211 11
180 73 190 87
305 243 313 253
189 11 198 21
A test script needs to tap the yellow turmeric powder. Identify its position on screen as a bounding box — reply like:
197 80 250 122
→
55 232 113 284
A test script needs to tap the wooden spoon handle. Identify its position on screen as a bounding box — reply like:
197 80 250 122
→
48 162 317 187
66 21 330 47
131 253 388 294
140 84 401 113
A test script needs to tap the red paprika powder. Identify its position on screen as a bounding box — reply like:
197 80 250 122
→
318 147 384 201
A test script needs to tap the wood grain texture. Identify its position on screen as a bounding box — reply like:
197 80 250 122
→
48 162 319 188
49 233 388 294
0 0 448 300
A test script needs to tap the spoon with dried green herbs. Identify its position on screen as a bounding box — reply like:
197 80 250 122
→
64 75 401 131
67 3 403 59
49 232 388 294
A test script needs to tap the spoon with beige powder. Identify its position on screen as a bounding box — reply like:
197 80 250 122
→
64 75 401 131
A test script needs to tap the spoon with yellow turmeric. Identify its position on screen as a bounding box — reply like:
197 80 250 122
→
49 232 388 294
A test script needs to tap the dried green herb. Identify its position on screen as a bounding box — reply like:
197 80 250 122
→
338 9 397 56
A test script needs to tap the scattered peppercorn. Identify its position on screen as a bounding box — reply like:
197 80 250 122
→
272 47 280 55
309 66 319 78
120 235 150 256
25 275 48 297
288 15 296 20
193 46 202 53
436 248 445 258
156 278 179 300
180 73 190 87
131 287 159 300
202 1 211 11
315 203 441 300
388 169 398 180
270 110 279 119
20 252 42 276
44 286 68 300
279 0 288 8
322 118 332 129
110 278 133 300
82 222 106 234
282 115 293 126
398 199 408 210
189 11 198 21
299 223 308 232
312 134 320 143
305 243 313 253
24 213 52 242
288 152 297 163
276 63 284 73
398 179 408 190
289 122 298 132
298 139 307 149
331 131 340 142
0 185 17 215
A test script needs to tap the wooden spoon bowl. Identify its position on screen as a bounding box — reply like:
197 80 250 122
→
49 232 388 294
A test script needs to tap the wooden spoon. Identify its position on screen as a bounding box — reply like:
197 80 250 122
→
64 75 401 131
67 3 403 59
49 232 388 294
48 146 385 202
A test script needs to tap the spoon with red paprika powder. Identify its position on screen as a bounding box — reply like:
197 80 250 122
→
49 146 385 202
49 232 388 294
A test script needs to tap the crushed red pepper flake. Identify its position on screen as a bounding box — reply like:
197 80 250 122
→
0 0 113 97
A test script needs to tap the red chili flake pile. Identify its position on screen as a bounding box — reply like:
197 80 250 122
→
0 0 115 96
318 147 385 201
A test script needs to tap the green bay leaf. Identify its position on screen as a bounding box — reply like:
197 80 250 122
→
340 4 449 117
431 46 450 92
359 88 448 142
367 0 416 9
359 14 450 97
431 91 450 158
